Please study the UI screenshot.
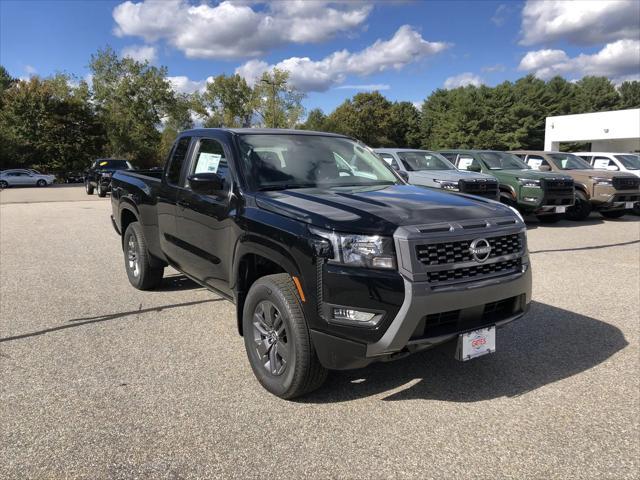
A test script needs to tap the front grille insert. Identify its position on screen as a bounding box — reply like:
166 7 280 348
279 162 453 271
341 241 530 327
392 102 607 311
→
426 258 522 284
416 233 523 266
459 179 499 198
612 176 640 190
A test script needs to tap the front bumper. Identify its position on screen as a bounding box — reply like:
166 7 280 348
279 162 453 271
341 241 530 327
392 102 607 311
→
592 186 640 210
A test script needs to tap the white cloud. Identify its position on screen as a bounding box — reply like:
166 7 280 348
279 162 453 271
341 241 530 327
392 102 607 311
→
443 72 484 89
520 0 640 46
335 84 390 91
491 4 512 27
518 39 640 82
24 65 37 75
167 75 214 94
482 64 506 73
235 25 451 92
113 0 372 59
121 44 157 63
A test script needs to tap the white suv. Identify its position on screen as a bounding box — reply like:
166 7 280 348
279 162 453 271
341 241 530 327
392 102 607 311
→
573 152 640 178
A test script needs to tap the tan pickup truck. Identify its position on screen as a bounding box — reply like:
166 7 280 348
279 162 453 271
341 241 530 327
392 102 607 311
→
511 151 640 220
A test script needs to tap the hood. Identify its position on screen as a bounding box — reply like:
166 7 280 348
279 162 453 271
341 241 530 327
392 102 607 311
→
493 169 572 181
410 169 496 182
255 184 514 235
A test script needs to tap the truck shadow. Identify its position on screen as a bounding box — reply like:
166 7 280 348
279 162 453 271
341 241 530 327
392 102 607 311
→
301 301 627 403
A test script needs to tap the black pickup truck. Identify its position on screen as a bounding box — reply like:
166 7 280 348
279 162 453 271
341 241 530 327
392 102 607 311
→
85 158 133 197
111 129 532 398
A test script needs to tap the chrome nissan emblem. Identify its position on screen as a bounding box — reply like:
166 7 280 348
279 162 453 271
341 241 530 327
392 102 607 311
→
469 238 491 263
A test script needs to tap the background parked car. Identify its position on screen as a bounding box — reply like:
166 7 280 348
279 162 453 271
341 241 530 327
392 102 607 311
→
0 169 56 188
573 152 640 177
375 148 499 200
85 159 133 197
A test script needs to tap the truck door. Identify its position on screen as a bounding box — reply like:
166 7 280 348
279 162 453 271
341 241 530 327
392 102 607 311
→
158 135 193 265
174 136 235 297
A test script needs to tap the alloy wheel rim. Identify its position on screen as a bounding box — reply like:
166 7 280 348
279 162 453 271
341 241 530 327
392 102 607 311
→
252 300 289 376
127 235 140 278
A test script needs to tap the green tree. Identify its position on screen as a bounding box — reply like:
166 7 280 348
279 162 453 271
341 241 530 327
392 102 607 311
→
0 75 105 171
254 69 305 128
572 76 621 113
89 47 176 167
201 74 255 128
300 108 327 131
389 101 422 148
327 91 393 146
618 81 640 109
158 93 195 161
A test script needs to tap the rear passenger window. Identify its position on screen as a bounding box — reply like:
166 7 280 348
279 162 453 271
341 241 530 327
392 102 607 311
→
440 152 457 162
167 137 191 185
526 155 548 170
457 155 476 170
378 153 400 170
592 157 612 169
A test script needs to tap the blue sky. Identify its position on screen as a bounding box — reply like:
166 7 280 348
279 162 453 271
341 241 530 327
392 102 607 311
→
1 1 638 113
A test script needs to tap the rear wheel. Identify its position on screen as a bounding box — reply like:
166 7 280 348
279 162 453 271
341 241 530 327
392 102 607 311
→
0 180 8 189
123 222 164 290
85 181 94 195
97 183 107 197
566 191 591 221
600 209 626 219
632 203 640 216
243 273 327 399
536 214 561 224
36 179 47 187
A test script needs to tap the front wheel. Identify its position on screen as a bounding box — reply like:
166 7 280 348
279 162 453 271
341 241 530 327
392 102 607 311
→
600 209 626 219
36 179 47 187
243 274 327 399
123 222 164 290
97 183 107 197
566 192 591 221
0 180 8 189
85 181 94 195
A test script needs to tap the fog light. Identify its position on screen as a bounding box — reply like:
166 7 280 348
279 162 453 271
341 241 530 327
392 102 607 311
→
333 308 375 322
524 196 538 202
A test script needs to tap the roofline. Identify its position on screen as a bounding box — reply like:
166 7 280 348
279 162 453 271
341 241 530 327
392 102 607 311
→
179 127 351 139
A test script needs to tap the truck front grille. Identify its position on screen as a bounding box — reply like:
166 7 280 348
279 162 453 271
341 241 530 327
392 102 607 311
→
613 176 640 190
541 178 574 205
416 233 522 266
426 258 521 284
458 179 499 199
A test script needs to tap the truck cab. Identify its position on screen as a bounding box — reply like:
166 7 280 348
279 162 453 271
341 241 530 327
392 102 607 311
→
374 148 499 200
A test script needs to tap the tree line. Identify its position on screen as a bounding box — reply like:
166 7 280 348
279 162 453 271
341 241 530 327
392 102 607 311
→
1 46 639 174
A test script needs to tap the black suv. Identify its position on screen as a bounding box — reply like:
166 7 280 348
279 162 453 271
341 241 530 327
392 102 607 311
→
110 129 532 398
85 159 132 197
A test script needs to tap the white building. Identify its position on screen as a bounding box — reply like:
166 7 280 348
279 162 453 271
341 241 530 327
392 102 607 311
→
544 108 640 152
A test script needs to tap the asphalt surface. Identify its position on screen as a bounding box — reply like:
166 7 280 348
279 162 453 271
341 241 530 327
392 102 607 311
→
1 186 639 479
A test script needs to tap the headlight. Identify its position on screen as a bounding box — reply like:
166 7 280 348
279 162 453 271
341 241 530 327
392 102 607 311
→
592 177 612 185
309 227 396 269
517 178 541 188
433 179 459 191
507 205 525 222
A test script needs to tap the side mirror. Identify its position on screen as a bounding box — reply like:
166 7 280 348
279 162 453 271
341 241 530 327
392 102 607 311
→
397 170 409 182
606 165 619 171
467 164 482 173
539 164 551 172
187 172 225 195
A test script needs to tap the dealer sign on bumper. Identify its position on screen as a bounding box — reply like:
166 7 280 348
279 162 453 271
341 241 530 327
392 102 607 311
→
455 326 496 361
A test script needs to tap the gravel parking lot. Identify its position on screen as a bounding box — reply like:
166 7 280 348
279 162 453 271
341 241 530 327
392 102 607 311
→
1 186 639 479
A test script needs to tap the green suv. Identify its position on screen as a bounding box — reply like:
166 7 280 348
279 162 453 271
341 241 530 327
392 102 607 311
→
439 150 575 223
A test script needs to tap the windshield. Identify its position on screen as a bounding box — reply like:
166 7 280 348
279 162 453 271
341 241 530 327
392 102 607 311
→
97 160 130 170
479 152 529 170
237 134 399 190
615 154 640 170
548 153 592 170
397 151 455 171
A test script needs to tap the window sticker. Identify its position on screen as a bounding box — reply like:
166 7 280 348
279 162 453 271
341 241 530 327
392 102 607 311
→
593 159 609 169
458 157 473 170
527 158 543 169
195 152 222 174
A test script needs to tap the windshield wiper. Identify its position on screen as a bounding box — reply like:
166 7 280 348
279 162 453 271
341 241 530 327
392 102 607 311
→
257 183 316 191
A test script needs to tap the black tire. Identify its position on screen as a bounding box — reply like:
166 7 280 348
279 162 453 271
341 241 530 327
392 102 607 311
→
85 181 94 195
566 191 591 221
536 214 561 224
97 183 107 197
123 222 164 290
0 180 8 189
36 179 47 187
243 273 327 399
632 203 640 216
600 209 626 219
